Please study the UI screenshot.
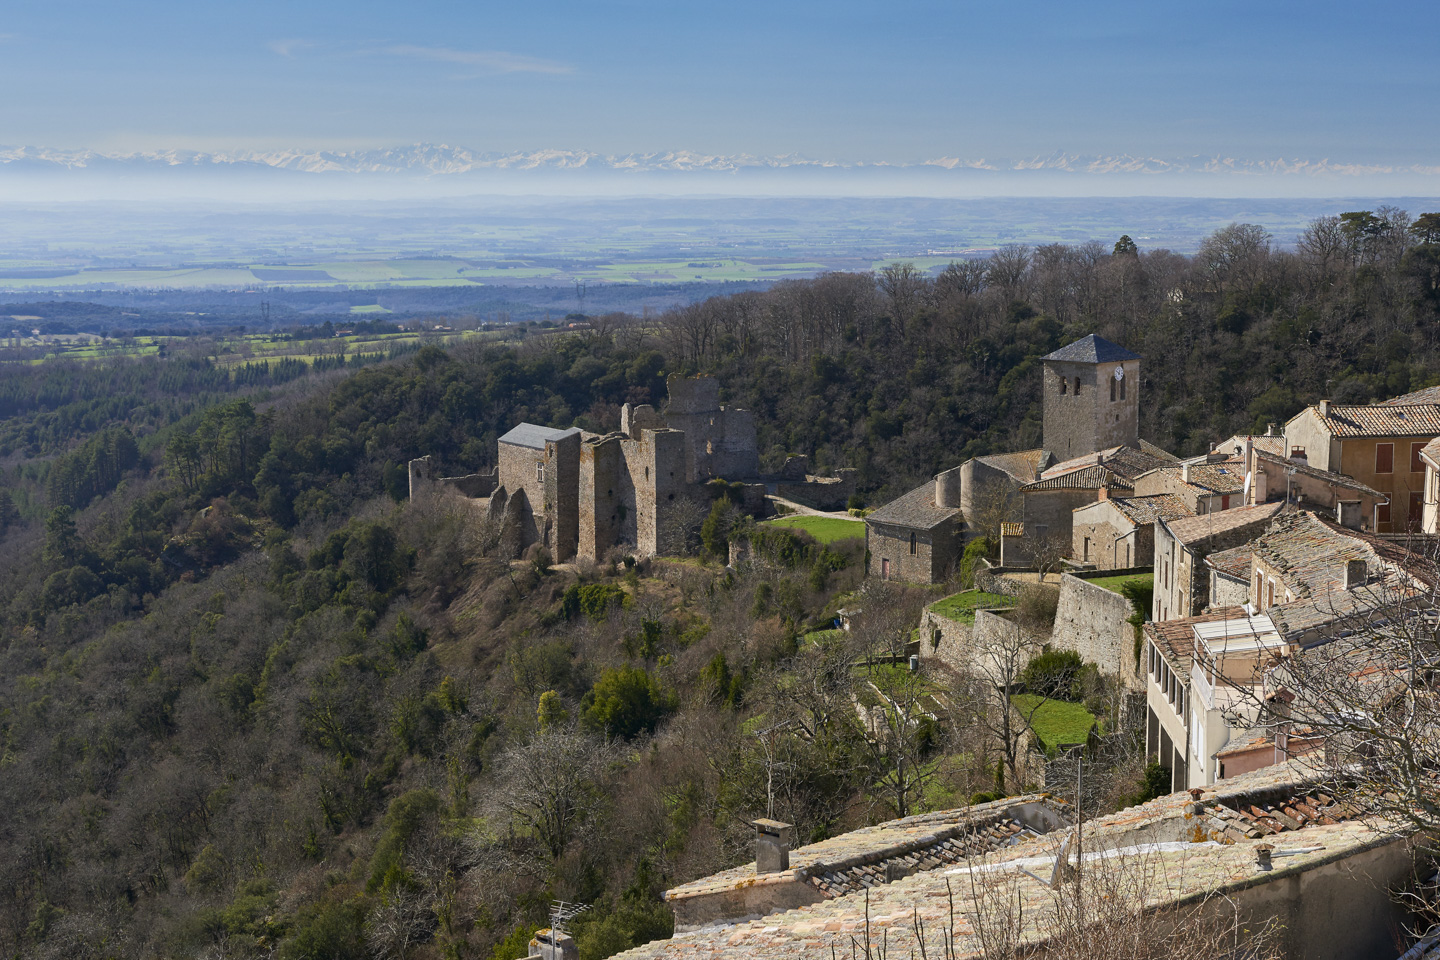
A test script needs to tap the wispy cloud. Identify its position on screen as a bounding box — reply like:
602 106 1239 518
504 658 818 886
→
267 38 313 58
385 44 572 75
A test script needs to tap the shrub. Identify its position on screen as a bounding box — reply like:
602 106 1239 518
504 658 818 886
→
1020 648 1084 701
1128 761 1171 806
581 666 677 740
561 582 628 622
278 897 367 960
959 537 992 588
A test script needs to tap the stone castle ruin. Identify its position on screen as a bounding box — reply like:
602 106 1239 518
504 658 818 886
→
410 375 855 562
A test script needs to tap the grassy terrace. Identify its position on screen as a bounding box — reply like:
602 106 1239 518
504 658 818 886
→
762 515 866 544
929 589 1014 624
1010 695 1097 751
1084 572 1154 595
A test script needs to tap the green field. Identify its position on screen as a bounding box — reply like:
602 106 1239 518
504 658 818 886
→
929 590 1014 624
1085 572 1154 595
1010 695 1096 750
0 255 837 292
762 515 866 544
2 328 496 366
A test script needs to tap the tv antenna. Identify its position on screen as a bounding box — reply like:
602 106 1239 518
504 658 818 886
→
261 301 270 324
549 900 589 936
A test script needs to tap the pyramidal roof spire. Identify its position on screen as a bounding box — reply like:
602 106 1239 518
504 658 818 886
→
1042 334 1141 363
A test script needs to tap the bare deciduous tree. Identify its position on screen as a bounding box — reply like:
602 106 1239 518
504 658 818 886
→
488 728 615 861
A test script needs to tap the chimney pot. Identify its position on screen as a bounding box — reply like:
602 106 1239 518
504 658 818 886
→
753 819 793 873
1255 843 1273 871
1182 462 1192 484
1266 423 1277 437
1343 559 1367 591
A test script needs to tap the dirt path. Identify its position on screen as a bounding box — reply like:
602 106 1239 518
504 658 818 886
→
766 494 854 520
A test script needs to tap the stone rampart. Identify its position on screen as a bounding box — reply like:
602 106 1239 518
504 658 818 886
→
1050 570 1147 687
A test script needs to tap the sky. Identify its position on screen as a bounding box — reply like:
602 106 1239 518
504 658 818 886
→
2 0 1439 187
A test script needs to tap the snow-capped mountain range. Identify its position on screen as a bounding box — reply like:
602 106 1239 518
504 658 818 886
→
0 144 1433 179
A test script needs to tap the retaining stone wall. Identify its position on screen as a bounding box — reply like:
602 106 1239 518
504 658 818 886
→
1050 571 1145 687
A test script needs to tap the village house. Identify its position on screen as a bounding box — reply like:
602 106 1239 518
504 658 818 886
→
1146 510 1435 790
864 471 963 583
1417 436 1440 534
1131 453 1247 514
1143 606 1286 791
1152 501 1286 622
1283 398 1440 532
1070 492 1193 569
1244 446 1387 525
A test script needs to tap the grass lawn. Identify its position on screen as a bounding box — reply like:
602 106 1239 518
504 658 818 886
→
762 515 865 544
929 590 1014 624
1085 572 1154 596
1009 694 1096 750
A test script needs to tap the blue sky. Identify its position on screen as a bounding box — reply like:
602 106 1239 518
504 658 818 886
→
4 0 1439 166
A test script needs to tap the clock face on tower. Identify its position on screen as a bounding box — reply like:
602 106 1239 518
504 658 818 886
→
1113 366 1124 382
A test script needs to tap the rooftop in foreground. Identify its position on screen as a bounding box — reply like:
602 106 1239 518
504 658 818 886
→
622 763 1410 960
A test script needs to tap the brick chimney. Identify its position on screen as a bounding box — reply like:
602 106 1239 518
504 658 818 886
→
753 819 793 873
1097 485 1109 501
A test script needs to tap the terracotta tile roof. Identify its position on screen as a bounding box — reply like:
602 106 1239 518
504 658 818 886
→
1205 543 1254 580
1379 384 1440 406
1301 402 1440 438
1253 511 1376 599
1163 501 1285 545
1144 606 1248 668
1000 521 1025 537
866 481 959 531
1181 458 1248 494
973 448 1051 483
1105 494 1195 526
1213 731 1274 759
665 797 1066 904
1040 334 1141 363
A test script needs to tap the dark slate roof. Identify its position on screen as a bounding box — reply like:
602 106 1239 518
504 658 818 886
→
866 481 959 531
1040 334 1141 364
498 423 582 450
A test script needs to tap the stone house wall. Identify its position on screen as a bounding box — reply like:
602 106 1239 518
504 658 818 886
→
867 517 961 584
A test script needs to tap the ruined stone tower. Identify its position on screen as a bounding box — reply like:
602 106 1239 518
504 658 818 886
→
1040 334 1141 460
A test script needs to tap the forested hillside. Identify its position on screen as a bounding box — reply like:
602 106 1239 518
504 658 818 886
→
1 209 1438 960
